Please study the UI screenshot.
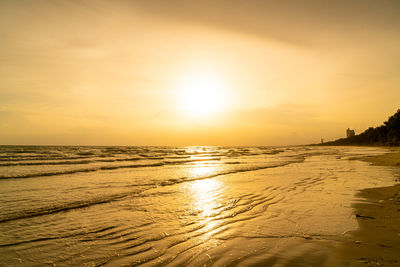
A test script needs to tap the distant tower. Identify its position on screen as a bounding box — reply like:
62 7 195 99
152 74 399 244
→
321 138 324 144
346 128 355 138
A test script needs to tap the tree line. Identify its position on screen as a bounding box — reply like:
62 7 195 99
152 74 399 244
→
321 109 400 146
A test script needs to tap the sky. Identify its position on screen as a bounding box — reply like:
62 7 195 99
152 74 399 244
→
1 0 400 146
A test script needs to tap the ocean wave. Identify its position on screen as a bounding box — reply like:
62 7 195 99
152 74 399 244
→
159 158 304 186
0 158 227 179
0 162 165 179
0 157 144 167
0 158 304 223
0 190 147 224
0 156 92 162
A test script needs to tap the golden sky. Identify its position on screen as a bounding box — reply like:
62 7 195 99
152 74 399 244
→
1 0 400 145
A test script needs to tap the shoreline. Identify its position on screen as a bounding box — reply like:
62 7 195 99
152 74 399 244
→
338 150 400 266
363 147 400 167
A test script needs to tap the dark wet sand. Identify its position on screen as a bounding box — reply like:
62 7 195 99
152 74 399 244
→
339 150 400 266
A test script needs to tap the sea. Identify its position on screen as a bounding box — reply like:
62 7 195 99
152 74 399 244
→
0 145 398 266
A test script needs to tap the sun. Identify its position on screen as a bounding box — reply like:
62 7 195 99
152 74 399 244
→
177 71 227 117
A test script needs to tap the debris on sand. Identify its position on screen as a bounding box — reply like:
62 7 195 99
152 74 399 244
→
355 213 376 219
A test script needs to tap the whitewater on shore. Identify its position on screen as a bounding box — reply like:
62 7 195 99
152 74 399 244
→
0 145 398 266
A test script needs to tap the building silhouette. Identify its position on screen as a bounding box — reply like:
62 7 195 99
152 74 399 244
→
346 128 355 138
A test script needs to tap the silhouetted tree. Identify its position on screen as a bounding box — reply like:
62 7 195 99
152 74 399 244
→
321 109 400 146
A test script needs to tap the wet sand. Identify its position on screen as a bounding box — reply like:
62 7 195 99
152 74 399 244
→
338 150 400 266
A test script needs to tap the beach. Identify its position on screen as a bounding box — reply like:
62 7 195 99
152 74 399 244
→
336 151 400 266
0 146 399 266
2 0 400 265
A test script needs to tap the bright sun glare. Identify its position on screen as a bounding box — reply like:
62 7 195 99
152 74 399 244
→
178 71 227 117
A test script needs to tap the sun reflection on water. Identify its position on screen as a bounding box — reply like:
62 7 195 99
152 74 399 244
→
190 179 222 217
187 162 216 178
186 163 227 239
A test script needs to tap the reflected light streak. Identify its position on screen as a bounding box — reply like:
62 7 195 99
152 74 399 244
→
188 163 224 222
190 178 223 239
189 164 215 178
184 162 229 240
190 178 222 217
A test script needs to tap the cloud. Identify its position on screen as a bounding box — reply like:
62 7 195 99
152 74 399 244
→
125 0 400 46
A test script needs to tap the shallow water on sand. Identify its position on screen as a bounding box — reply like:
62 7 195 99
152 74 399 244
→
0 146 397 266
